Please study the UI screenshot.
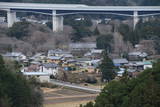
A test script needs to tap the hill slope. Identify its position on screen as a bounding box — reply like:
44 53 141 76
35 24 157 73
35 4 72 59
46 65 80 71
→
83 61 160 107
0 22 73 55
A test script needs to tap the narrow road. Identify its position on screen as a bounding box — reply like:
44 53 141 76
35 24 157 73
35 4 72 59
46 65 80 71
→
50 79 101 93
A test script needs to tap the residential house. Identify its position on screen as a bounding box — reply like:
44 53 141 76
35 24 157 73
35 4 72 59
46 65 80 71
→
126 60 152 71
40 63 58 76
63 54 73 60
69 42 97 51
91 59 102 68
21 61 41 72
104 18 111 23
84 52 92 57
84 49 103 59
30 53 46 63
3 52 26 61
0 17 5 23
128 51 148 61
113 58 129 67
62 59 77 68
48 49 70 57
76 58 92 67
47 56 62 64
117 70 125 77
23 72 50 82
69 43 97 56
91 49 103 59
143 61 153 70
92 19 102 24
91 49 103 54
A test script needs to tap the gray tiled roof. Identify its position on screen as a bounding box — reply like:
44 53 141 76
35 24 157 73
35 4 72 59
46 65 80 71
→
43 63 58 68
69 43 96 49
48 56 62 60
113 58 128 64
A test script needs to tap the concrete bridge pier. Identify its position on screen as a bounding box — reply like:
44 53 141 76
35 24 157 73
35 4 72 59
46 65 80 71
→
133 11 139 29
7 9 16 27
52 10 64 32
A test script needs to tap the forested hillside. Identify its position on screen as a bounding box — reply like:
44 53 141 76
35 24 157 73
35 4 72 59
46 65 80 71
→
82 61 160 107
1 0 160 6
118 18 160 54
0 55 43 107
0 0 160 55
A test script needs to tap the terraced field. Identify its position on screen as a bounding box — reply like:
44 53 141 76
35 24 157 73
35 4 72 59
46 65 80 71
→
43 87 97 107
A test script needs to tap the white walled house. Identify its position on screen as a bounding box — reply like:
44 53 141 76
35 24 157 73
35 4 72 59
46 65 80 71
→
143 61 152 70
117 71 125 77
76 58 92 67
23 72 50 82
0 17 5 23
3 52 26 61
40 63 58 76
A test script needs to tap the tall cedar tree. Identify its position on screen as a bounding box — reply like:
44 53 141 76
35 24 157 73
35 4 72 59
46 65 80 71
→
94 27 100 35
100 51 116 82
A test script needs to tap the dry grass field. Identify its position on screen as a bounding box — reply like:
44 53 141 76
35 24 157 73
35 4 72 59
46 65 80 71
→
42 87 97 107
44 100 93 107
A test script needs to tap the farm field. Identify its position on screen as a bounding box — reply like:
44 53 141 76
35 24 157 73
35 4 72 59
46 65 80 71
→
43 87 97 107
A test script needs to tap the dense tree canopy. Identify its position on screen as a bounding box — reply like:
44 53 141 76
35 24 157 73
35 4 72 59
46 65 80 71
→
46 21 52 29
83 61 160 107
7 21 30 39
94 27 100 35
100 51 116 82
119 18 160 53
71 26 92 42
135 19 160 40
0 55 43 107
118 24 139 45
69 16 92 42
96 34 113 52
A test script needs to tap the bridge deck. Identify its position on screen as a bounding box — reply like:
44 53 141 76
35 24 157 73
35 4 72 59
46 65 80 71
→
0 2 160 11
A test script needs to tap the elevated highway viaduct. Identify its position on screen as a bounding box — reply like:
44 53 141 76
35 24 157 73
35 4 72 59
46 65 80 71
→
0 2 160 32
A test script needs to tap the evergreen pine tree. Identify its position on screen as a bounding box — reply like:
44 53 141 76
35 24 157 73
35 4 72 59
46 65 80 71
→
100 51 116 82
94 27 100 35
0 55 5 71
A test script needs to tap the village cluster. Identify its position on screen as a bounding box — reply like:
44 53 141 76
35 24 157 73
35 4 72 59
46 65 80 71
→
2 42 153 83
